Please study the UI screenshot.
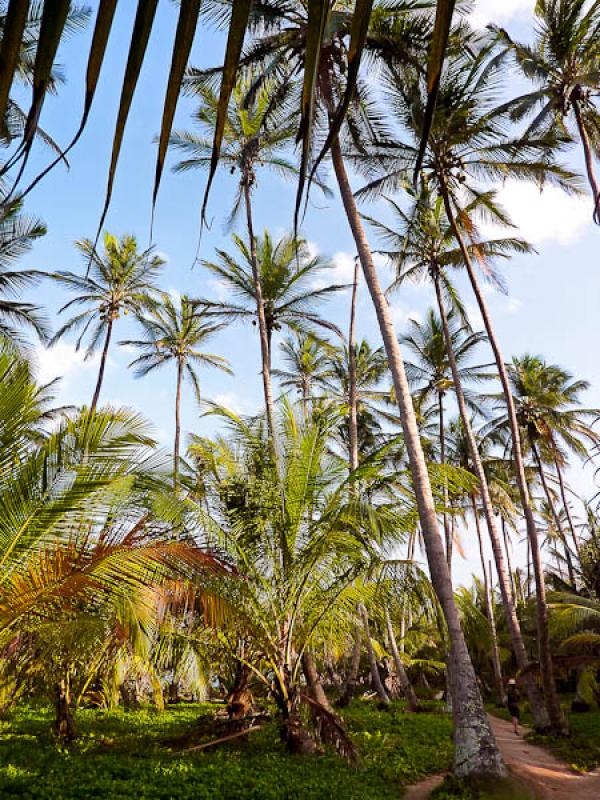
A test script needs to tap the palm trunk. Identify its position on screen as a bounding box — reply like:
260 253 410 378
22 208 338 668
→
471 496 504 706
332 137 504 776
348 258 359 471
243 180 277 440
385 609 421 711
438 392 452 575
174 357 183 489
553 453 582 560
440 182 567 735
433 270 549 728
54 678 76 741
302 651 332 710
573 98 600 224
501 516 516 603
90 319 113 415
358 604 390 706
336 629 362 708
531 443 576 589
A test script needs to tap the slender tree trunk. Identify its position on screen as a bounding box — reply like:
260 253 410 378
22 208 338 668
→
174 357 183 489
243 180 277 441
336 630 361 708
358 604 390 706
501 516 516 603
532 443 576 588
385 609 421 711
433 269 549 728
332 137 505 776
440 183 567 735
471 496 504 706
573 98 600 224
348 258 359 472
438 392 452 575
54 678 76 741
553 453 582 560
90 319 113 415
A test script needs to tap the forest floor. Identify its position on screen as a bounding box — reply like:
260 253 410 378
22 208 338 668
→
0 700 453 799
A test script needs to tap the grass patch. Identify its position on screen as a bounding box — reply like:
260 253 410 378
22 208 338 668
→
0 700 454 799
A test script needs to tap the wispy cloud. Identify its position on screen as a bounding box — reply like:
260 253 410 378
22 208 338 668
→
469 0 534 29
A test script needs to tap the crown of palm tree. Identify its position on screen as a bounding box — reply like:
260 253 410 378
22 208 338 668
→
355 37 580 227
170 77 308 228
199 231 346 344
122 294 232 401
51 233 165 358
401 308 491 411
491 0 600 219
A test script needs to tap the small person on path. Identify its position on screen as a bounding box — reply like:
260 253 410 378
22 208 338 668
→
506 678 521 735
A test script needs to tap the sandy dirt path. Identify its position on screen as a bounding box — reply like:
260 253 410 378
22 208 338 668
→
402 714 600 799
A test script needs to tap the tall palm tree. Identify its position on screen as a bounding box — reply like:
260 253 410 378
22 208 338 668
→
199 231 344 420
490 355 599 571
171 79 322 439
401 308 490 571
273 333 335 417
51 233 165 415
0 199 48 345
201 4 507 771
493 0 600 221
358 39 579 734
122 294 231 486
368 189 551 728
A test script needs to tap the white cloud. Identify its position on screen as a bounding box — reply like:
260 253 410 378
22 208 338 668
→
388 302 423 330
469 0 534 29
206 278 229 301
211 391 259 416
482 180 591 246
505 296 523 314
34 342 100 386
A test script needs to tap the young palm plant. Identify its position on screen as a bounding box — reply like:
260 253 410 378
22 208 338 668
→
122 294 232 487
51 233 165 414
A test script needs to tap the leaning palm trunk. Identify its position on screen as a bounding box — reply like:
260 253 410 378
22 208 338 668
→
173 358 183 488
433 270 549 729
572 97 600 223
90 318 113 415
438 392 452 575
440 184 567 734
242 180 277 440
358 604 389 706
331 137 505 776
552 451 582 560
385 609 421 711
471 496 505 706
531 443 576 589
348 259 359 471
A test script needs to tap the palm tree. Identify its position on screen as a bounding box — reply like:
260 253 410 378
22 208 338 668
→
188 400 411 753
401 308 490 571
368 189 551 728
273 333 335 417
171 79 315 439
51 233 165 415
122 294 231 486
493 0 600 221
358 38 580 734
214 5 506 771
199 231 344 418
0 199 48 345
491 355 599 572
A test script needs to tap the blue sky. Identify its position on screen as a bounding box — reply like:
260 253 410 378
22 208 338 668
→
13 0 600 585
